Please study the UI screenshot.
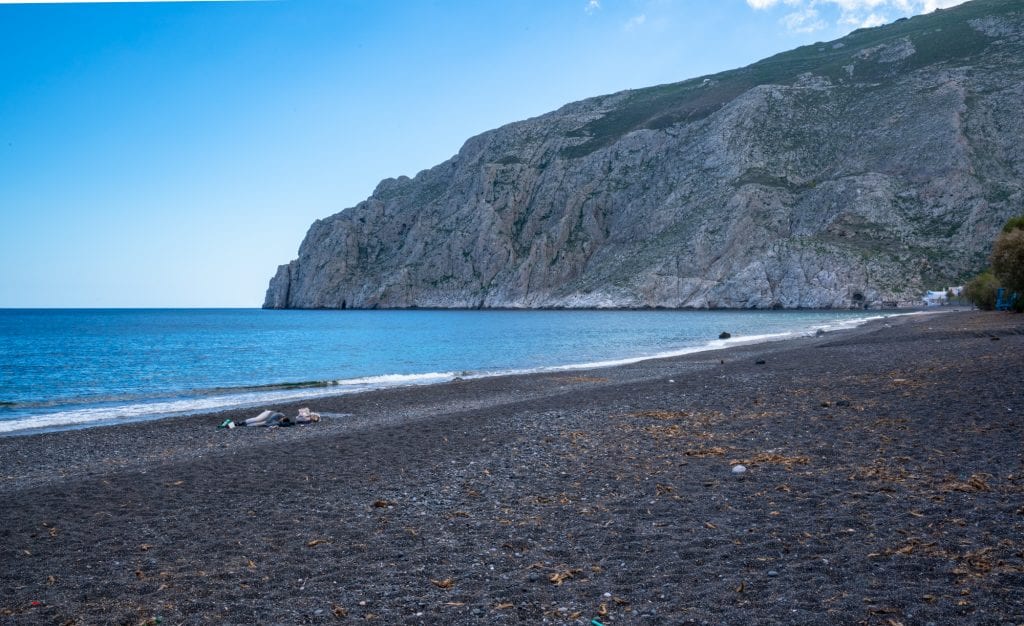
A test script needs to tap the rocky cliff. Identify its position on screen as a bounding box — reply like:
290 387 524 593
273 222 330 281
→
266 0 1024 310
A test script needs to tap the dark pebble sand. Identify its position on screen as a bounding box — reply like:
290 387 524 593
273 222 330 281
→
1 311 1022 625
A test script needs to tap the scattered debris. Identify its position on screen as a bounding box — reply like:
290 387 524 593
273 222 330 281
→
733 453 810 470
630 410 689 420
687 446 728 458
945 473 992 492
548 567 582 585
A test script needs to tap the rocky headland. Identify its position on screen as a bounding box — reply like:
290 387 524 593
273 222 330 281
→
266 0 1024 310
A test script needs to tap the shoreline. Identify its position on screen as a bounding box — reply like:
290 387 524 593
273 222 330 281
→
2 309 1021 624
0 311 947 488
0 308 941 437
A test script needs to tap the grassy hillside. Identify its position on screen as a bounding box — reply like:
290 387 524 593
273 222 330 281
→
562 0 1018 159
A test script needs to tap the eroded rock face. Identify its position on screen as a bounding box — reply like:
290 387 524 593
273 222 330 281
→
266 0 1024 310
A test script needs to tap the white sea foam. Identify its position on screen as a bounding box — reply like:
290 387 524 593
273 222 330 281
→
0 372 459 435
330 372 458 386
0 310 919 435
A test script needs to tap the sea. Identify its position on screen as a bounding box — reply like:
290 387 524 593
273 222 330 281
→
0 308 905 435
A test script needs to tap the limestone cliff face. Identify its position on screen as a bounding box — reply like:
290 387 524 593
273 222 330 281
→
266 0 1024 309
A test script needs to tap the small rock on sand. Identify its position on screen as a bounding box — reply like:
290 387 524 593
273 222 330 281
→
732 464 747 474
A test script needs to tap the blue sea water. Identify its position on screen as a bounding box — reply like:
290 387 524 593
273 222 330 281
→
0 308 901 435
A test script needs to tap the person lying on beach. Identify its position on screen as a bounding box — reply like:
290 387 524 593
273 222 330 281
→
241 410 285 427
240 407 320 427
293 407 320 424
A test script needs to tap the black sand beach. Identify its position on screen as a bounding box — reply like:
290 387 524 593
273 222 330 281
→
1 310 1022 625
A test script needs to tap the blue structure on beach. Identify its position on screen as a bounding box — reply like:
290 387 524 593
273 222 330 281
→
995 288 1019 311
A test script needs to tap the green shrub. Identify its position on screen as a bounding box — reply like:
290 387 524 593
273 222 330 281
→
991 228 1024 295
964 271 1000 310
1001 215 1024 234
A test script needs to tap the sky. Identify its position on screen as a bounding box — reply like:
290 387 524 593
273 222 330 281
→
0 0 970 307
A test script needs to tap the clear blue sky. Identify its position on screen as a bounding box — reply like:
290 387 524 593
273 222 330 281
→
0 0 968 307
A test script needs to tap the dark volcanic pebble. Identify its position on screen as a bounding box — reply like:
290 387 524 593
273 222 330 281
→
1 311 1022 625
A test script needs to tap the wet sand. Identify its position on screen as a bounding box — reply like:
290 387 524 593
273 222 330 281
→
1 310 1022 625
